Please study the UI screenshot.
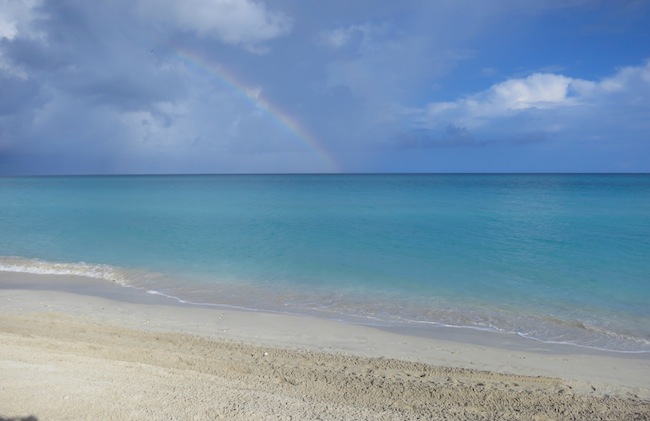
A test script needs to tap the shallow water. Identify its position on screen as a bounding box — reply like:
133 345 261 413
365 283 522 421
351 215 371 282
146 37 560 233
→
1 174 649 352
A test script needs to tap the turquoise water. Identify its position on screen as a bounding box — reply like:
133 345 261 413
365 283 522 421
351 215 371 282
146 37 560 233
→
1 174 649 352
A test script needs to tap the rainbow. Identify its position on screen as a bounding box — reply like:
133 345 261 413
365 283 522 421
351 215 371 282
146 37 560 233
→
173 47 340 172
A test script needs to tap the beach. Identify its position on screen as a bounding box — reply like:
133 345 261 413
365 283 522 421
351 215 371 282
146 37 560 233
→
2 0 649 415
1 272 649 420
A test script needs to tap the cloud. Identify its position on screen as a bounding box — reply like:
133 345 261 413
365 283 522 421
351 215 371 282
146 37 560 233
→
136 0 291 50
0 0 42 40
420 73 585 129
0 0 43 77
1 0 649 174
320 24 370 52
0 0 333 174
321 20 473 105
483 73 576 110
412 61 650 128
0 1 189 121
401 60 650 149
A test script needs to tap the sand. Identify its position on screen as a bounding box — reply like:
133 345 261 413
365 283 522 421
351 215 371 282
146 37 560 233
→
1 272 649 420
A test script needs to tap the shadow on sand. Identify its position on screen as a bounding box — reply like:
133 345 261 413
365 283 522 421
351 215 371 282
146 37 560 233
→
0 417 38 421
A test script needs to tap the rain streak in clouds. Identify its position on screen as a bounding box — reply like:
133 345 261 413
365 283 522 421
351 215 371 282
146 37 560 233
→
0 0 649 174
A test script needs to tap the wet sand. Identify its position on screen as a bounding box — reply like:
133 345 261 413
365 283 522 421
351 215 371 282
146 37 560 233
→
1 272 649 420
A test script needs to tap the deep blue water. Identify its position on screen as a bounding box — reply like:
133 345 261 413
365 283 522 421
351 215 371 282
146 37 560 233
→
1 174 649 352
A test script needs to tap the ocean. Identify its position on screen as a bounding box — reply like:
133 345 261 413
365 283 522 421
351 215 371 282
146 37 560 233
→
1 174 648 352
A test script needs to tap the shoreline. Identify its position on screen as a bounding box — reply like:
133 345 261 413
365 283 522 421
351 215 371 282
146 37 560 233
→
0 253 650 354
2 264 648 356
2 269 649 356
1 271 650 419
2 270 650 368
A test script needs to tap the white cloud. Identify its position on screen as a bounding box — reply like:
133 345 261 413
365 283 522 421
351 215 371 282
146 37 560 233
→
0 0 42 40
407 60 650 147
0 0 42 77
321 24 373 50
425 73 585 127
0 19 17 41
137 0 291 49
598 61 650 93
321 28 351 49
488 73 574 110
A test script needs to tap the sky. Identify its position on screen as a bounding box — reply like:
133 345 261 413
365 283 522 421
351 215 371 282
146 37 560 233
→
0 0 649 174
